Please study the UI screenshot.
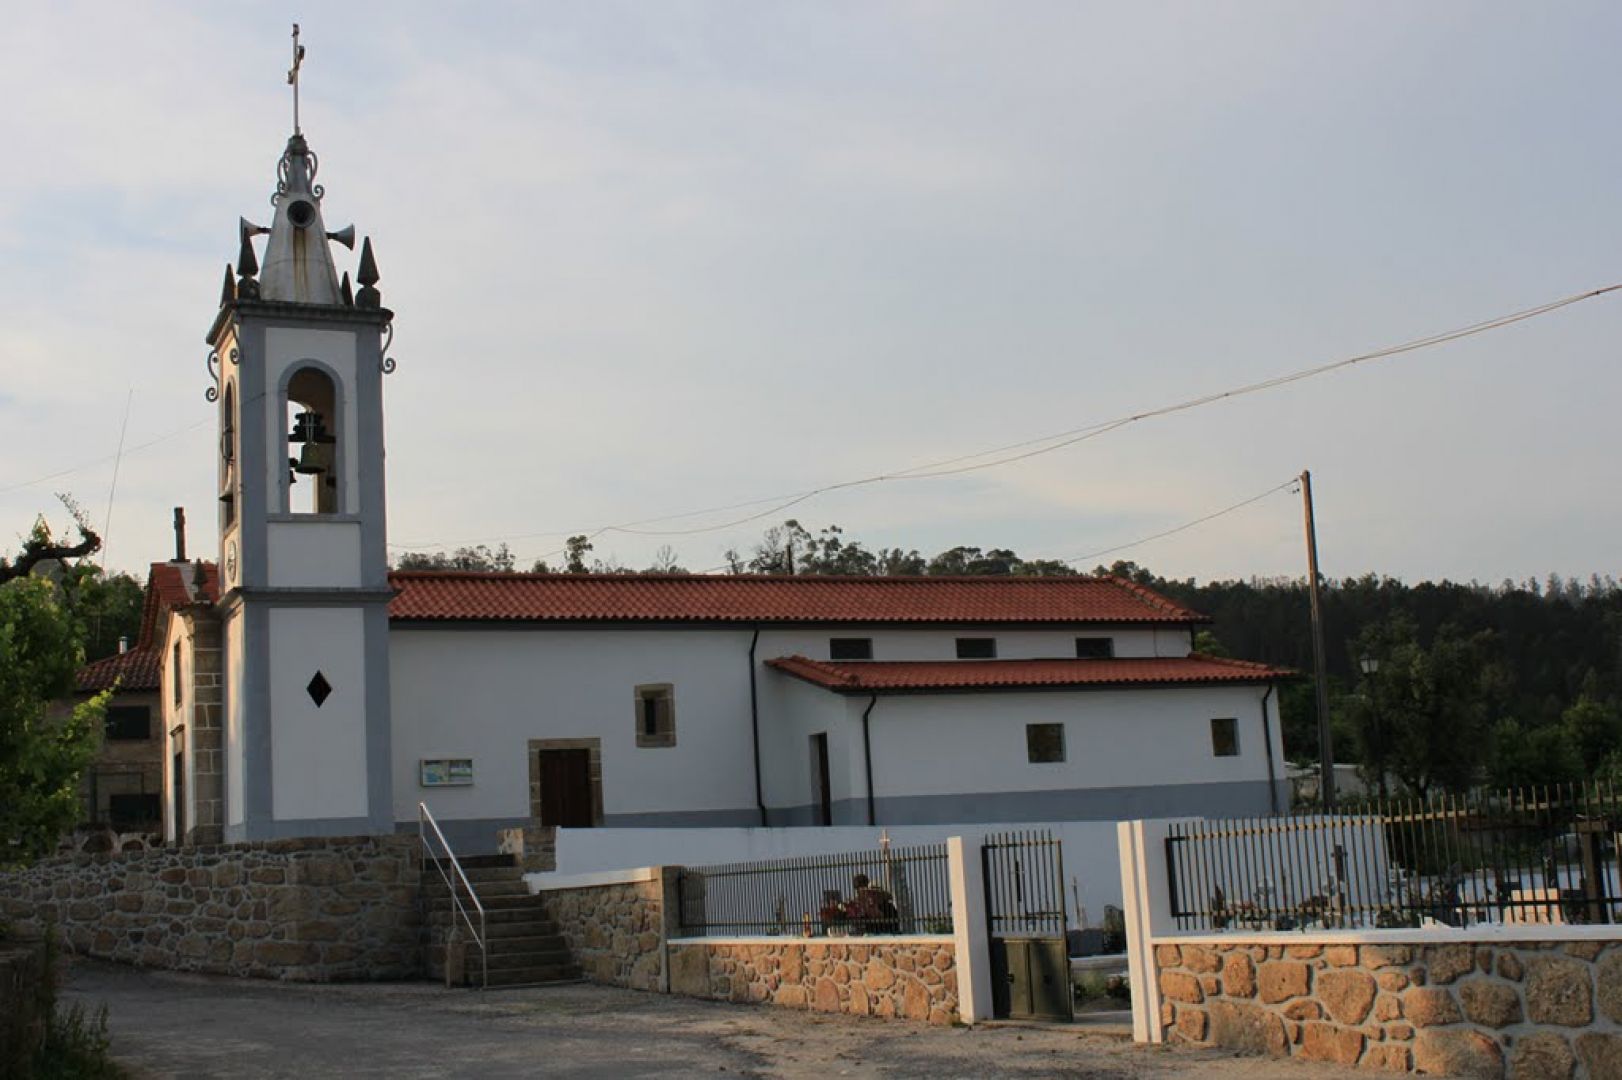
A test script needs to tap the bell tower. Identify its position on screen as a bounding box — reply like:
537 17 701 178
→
206 26 395 840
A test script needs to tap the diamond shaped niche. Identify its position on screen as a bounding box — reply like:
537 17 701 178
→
306 671 333 708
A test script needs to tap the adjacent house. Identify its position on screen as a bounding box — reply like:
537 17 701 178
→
71 560 218 839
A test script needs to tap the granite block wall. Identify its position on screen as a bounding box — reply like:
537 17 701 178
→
1156 937 1622 1077
0 835 421 981
668 940 959 1024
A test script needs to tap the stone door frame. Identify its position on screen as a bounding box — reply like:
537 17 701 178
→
528 737 603 827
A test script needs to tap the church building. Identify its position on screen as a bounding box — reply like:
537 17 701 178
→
142 97 1292 854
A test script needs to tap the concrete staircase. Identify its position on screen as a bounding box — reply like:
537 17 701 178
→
422 854 580 988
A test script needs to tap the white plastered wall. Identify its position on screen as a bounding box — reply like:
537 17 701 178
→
268 608 367 820
864 684 1280 799
159 613 190 844
755 626 1187 663
388 627 759 825
225 611 245 828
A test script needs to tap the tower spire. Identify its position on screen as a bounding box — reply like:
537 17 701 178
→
288 23 306 137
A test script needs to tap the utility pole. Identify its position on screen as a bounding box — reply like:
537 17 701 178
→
1300 470 1336 809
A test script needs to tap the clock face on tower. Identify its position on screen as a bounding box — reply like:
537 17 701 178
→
225 540 239 586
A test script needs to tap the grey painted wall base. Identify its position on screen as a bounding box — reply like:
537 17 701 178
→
769 779 1287 828
225 816 389 843
385 780 1290 853
395 815 530 854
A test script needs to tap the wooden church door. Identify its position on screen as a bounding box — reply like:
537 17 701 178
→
536 749 593 828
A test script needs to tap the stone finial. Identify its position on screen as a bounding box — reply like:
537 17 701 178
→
237 231 260 278
339 271 354 307
355 237 381 309
220 264 237 307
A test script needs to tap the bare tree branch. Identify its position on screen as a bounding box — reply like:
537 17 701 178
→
0 494 102 584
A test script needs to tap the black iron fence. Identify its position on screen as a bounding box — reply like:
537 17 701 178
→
1165 782 1622 932
676 843 953 938
983 830 1067 938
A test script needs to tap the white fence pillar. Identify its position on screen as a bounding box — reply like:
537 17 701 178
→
1118 819 1174 1044
947 835 993 1024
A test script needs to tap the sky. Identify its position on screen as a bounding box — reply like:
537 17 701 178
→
2 2 1619 587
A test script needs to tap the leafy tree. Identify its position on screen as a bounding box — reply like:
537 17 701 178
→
1488 718 1583 788
1561 692 1622 774
563 535 594 574
1 576 108 866
64 569 144 663
395 543 517 572
1361 620 1494 797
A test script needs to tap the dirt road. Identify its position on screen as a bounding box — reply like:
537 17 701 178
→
66 960 1364 1079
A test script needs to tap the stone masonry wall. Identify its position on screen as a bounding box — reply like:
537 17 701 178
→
0 835 421 981
1156 937 1622 1077
186 611 224 845
539 877 670 991
668 940 959 1025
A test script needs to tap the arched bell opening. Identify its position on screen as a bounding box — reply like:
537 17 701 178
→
284 366 341 515
219 382 238 531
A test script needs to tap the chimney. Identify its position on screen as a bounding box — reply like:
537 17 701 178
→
173 507 187 563
117 636 129 655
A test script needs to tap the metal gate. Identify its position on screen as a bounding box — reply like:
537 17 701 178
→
982 830 1073 1021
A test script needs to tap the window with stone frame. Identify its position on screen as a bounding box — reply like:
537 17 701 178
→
1210 717 1240 757
635 684 676 748
1026 723 1066 763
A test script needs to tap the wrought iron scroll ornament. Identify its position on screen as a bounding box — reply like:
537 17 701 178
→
271 147 321 207
205 319 243 401
381 319 397 374
205 348 221 402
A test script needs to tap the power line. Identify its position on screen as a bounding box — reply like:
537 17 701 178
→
1057 477 1301 566
396 281 1622 559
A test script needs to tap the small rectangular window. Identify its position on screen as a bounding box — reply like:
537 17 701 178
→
635 684 676 748
172 643 183 706
955 637 997 659
829 638 873 661
1026 723 1066 763
1211 718 1239 757
1075 637 1114 659
105 706 152 741
108 793 161 829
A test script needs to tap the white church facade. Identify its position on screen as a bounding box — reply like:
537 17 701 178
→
147 112 1292 853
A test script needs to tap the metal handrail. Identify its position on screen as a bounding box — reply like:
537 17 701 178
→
418 801 487 990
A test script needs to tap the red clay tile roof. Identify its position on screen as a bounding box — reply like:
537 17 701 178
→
766 654 1291 693
385 573 1209 626
74 560 219 693
136 561 219 648
76 647 161 692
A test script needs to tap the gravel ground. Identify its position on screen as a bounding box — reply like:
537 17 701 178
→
65 960 1365 1079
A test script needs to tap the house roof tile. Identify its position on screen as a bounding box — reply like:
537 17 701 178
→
76 647 162 693
765 654 1291 694
385 572 1208 626
75 560 218 693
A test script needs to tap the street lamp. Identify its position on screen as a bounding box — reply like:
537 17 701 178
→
1359 656 1387 800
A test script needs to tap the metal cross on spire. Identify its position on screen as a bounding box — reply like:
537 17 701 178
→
287 23 306 135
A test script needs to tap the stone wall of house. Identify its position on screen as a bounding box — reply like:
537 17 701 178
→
668 940 958 1025
0 836 421 981
538 874 673 991
186 612 224 845
1155 937 1622 1077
